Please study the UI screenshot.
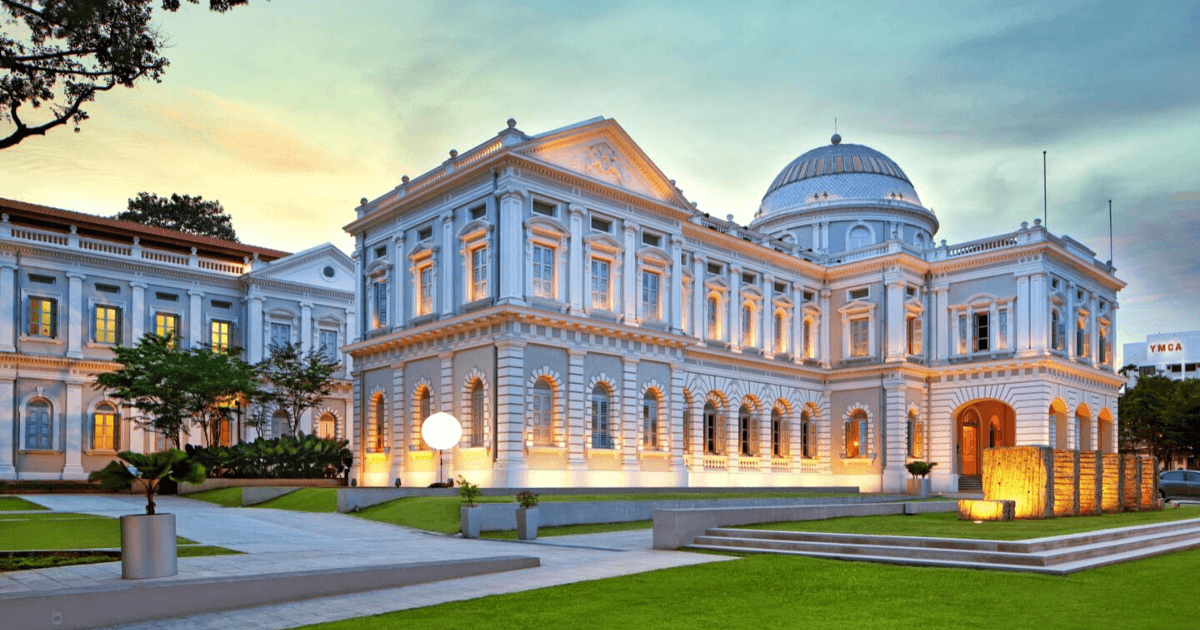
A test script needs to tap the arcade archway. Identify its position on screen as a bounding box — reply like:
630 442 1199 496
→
956 400 1016 478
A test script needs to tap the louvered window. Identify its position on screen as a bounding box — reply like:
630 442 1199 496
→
532 245 555 299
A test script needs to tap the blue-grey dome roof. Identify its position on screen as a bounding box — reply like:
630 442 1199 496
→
764 140 912 197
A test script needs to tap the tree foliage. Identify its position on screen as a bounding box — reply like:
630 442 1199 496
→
114 192 239 242
1119 375 1200 466
88 449 205 514
257 342 338 436
0 0 251 150
185 433 351 479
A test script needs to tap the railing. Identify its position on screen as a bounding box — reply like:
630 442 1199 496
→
738 458 760 472
947 236 1018 258
771 458 792 472
3 222 247 275
702 455 727 470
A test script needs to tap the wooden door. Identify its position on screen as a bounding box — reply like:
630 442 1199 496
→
962 425 979 475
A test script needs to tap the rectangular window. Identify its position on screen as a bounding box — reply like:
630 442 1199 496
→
707 296 721 339
155 292 179 302
642 232 662 247
26 405 52 450
211 320 232 353
1099 326 1109 364
742 272 757 285
998 310 1009 349
28 297 57 338
707 262 723 276
94 305 121 345
642 397 659 448
850 317 869 357
470 245 488 301
94 411 115 451
29 273 55 285
417 226 433 241
319 330 339 363
681 287 691 333
958 315 968 354
418 265 434 315
590 258 610 309
532 244 555 299
470 205 487 220
742 305 755 346
590 217 612 233
848 287 869 300
973 312 990 352
155 312 179 346
907 315 922 354
269 322 291 349
532 201 556 217
774 312 787 354
373 280 388 328
211 300 232 310
641 271 660 320
803 317 813 358
96 283 120 294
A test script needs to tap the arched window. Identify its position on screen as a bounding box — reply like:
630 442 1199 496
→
738 405 756 456
317 413 336 440
590 385 612 449
26 399 52 450
803 315 816 359
470 381 486 446
416 388 432 449
801 408 815 459
642 391 660 449
773 310 787 354
530 379 553 446
1050 309 1063 351
368 393 386 453
907 411 923 458
683 397 693 454
93 403 117 451
1075 408 1092 451
1076 316 1089 357
845 409 868 458
707 294 721 339
914 232 926 249
848 225 872 249
771 407 787 457
741 303 756 347
704 402 722 455
272 410 290 439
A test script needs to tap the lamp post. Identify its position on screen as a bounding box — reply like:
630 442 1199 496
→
421 412 462 485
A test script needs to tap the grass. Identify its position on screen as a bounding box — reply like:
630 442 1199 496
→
0 545 241 572
0 513 196 550
186 487 244 507
296 547 1200 630
0 496 46 511
739 506 1200 540
351 492 855 534
481 520 651 540
252 488 338 513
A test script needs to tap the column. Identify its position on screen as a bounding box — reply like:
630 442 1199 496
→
439 351 454 481
493 339 527 485
127 406 145 455
692 254 705 343
820 222 829 250
819 288 832 368
67 272 84 358
758 405 771 471
1065 280 1076 360
389 367 405 485
441 216 454 316
1030 273 1048 352
247 295 264 364
934 286 949 362
188 290 204 349
497 187 526 305
690 397 704 469
989 301 999 355
62 380 85 479
0 259 16 352
623 223 638 324
130 282 146 343
884 271 905 362
392 237 406 329
761 273 774 357
792 285 805 364
344 309 356 375
1090 293 1100 368
300 302 313 354
0 372 15 478
729 265 741 352
882 378 908 493
669 361 687 480
568 204 585 314
567 347 586 473
669 238 683 334
621 356 639 470
1015 275 1031 353
352 248 364 336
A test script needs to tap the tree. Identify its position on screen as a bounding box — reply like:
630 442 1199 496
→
1119 374 1188 464
115 192 239 242
257 342 338 436
0 0 251 151
96 332 262 447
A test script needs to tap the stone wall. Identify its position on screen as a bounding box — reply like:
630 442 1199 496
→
982 446 1158 519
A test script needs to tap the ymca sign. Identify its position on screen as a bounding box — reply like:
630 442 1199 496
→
1149 342 1184 353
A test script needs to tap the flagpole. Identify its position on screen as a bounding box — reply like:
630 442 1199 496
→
1108 199 1114 267
1042 151 1048 228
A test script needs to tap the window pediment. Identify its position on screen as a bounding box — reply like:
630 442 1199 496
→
771 294 794 310
802 301 823 316
364 258 392 278
525 215 568 239
839 299 876 315
704 275 729 293
636 245 671 267
409 241 438 262
585 232 623 254
740 284 764 301
904 297 925 313
458 218 494 242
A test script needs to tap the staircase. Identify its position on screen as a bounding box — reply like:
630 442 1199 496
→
958 475 983 493
689 517 1200 574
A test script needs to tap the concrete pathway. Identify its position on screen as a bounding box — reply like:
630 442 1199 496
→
3 494 731 629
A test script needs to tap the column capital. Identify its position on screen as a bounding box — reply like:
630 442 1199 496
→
129 281 148 289
623 222 638 234
188 289 205 298
497 184 527 202
299 301 314 310
66 272 86 281
248 294 264 304
569 203 586 216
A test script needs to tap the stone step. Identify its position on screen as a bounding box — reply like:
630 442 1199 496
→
692 535 1049 566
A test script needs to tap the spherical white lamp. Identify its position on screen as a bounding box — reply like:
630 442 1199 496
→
421 412 462 450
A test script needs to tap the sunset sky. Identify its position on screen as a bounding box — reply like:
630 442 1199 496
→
1 1 1196 361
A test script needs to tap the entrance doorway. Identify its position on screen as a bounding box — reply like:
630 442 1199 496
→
956 400 1016 480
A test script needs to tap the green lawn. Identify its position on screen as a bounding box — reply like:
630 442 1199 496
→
185 487 244 507
252 488 338 513
298 548 1200 630
0 497 46 511
0 545 240 572
482 520 652 540
0 513 196 550
739 506 1200 540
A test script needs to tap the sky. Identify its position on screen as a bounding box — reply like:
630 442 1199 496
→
0 0 1197 362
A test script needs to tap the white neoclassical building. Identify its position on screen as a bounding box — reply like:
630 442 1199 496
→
0 198 355 480
343 117 1125 493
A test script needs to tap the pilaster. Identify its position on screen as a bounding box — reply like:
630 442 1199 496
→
130 282 146 343
792 285 805 364
668 360 687 476
441 216 454 317
669 237 683 334
761 273 774 357
0 372 15 478
621 356 638 470
818 288 832 368
188 290 204 349
1015 275 1031 352
497 187 526 305
933 285 949 362
566 347 586 472
1029 273 1048 352
622 222 638 324
882 378 908 493
884 271 905 362
392 235 406 330
729 265 741 352
692 254 705 343
300 302 313 354
66 272 84 358
568 204 585 314
0 260 15 352
247 294 264 364
62 380 85 479
494 339 528 484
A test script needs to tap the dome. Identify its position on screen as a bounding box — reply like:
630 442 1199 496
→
756 136 924 218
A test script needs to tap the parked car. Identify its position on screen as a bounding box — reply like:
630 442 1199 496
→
1159 470 1200 501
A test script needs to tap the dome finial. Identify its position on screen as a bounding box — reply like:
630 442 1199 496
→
831 133 841 145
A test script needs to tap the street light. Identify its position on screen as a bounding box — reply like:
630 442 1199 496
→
421 412 462 485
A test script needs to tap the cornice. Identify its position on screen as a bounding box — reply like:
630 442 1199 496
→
1 241 242 289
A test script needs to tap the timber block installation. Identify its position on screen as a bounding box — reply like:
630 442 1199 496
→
981 447 1159 519
958 499 1015 521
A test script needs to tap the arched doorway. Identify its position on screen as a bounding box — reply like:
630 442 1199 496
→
956 400 1016 481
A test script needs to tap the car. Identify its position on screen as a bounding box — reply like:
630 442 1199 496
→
1159 470 1200 501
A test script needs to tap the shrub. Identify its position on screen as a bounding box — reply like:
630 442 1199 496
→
905 461 937 479
185 433 353 479
516 491 539 509
458 476 480 507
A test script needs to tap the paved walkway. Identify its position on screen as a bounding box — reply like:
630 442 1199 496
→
4 494 732 629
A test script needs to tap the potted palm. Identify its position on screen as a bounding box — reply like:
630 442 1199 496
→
458 476 482 539
89 449 206 579
905 461 937 498
515 491 539 540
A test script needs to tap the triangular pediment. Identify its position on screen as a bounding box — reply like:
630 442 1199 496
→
248 243 354 292
515 119 692 210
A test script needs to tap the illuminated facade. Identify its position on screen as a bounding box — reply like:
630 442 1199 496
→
344 118 1125 492
0 198 354 480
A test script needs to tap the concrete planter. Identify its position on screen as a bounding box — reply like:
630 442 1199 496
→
907 478 932 498
120 513 177 579
460 506 481 539
516 507 539 540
